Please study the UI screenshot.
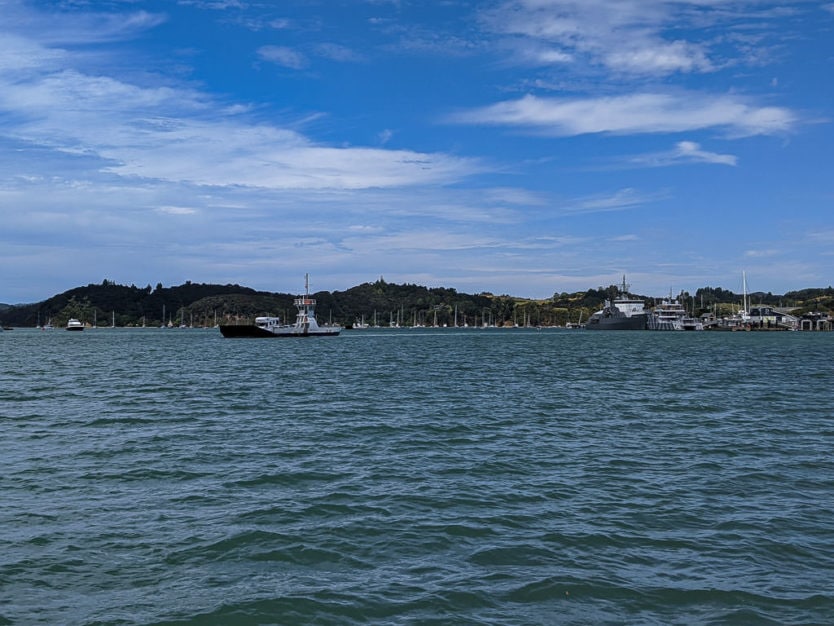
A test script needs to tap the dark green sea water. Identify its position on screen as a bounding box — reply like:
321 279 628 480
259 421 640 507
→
2 327 833 625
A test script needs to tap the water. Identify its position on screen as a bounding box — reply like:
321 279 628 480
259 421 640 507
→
2 328 833 625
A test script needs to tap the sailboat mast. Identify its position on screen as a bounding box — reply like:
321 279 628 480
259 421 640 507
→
743 271 748 312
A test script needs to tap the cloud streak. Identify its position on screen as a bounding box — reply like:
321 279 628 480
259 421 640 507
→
559 187 664 215
448 93 795 137
627 141 737 167
257 45 308 69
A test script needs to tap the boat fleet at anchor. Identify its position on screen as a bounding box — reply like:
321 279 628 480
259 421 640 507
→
585 276 703 331
586 294 704 331
219 273 785 337
585 273 798 331
219 274 705 337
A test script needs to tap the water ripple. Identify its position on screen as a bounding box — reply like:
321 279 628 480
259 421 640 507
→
1 329 833 624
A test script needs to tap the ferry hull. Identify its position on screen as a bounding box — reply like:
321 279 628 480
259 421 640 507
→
219 324 340 338
219 275 341 338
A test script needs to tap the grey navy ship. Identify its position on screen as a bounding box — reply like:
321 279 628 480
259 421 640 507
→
586 276 648 330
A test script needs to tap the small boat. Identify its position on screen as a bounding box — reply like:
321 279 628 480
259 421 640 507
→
220 274 341 338
66 318 84 331
682 316 704 331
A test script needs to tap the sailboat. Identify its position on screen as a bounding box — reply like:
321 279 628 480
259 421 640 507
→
712 271 753 330
733 271 752 328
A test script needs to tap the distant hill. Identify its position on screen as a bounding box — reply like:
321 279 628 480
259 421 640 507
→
0 278 831 328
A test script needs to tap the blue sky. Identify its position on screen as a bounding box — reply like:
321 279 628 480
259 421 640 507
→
1 0 832 303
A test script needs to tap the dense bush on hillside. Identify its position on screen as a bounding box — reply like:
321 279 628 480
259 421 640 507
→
1 278 831 328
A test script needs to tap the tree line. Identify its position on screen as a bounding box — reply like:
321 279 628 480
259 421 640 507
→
1 278 832 328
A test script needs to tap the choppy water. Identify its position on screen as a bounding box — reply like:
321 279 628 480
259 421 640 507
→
2 327 833 625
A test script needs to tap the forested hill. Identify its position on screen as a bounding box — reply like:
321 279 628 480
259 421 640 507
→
1 279 832 328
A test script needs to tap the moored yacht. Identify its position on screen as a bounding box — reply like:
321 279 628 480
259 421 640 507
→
66 318 84 331
648 297 687 330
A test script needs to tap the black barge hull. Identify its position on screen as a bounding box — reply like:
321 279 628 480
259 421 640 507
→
219 325 340 338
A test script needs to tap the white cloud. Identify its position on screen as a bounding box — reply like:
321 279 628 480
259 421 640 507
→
449 93 795 137
482 0 787 76
178 1 246 10
156 205 198 215
673 141 736 165
378 129 394 145
0 48 481 191
512 45 573 66
257 45 308 69
342 229 501 254
0 33 64 72
604 39 713 74
560 187 660 215
7 3 166 46
744 248 779 258
808 229 834 243
315 43 364 63
483 187 548 206
628 140 737 167
536 49 573 64
108 137 480 189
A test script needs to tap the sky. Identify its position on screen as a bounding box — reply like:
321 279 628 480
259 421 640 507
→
1 0 833 303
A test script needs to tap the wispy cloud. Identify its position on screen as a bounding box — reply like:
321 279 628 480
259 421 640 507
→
627 141 737 167
0 32 481 191
315 43 365 63
481 0 796 77
5 2 166 45
483 187 548 206
178 0 247 10
560 187 661 215
604 40 712 75
257 45 308 69
448 93 795 137
808 229 834 243
0 33 65 72
156 205 199 216
108 133 482 189
378 129 394 145
744 248 779 258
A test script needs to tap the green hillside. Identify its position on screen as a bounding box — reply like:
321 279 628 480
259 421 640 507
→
1 278 831 328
